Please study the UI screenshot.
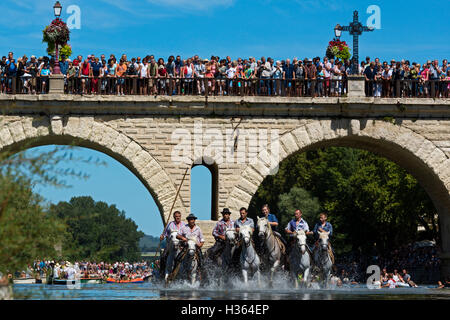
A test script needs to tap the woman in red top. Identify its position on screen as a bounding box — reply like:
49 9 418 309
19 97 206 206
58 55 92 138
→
78 59 92 94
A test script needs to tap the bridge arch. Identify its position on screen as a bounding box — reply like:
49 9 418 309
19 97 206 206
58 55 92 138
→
225 118 450 274
0 116 186 224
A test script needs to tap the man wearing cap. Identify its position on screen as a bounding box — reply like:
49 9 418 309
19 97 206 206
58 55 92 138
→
206 208 235 262
177 213 205 266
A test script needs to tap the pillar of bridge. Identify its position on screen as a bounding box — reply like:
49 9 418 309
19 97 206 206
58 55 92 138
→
347 75 366 97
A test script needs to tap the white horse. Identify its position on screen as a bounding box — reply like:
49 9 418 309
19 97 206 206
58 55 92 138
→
314 231 333 288
179 236 200 285
164 230 181 284
289 230 311 288
239 225 261 285
257 217 285 281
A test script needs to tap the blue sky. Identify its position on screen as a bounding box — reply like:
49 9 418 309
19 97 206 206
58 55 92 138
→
1 0 448 63
27 146 212 237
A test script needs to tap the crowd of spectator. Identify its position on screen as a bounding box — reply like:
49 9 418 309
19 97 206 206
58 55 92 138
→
334 242 441 285
1 51 448 98
13 260 156 281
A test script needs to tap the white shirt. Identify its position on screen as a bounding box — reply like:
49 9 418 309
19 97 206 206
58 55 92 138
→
226 67 236 79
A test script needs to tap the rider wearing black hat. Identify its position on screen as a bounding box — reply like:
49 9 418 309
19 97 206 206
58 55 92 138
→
206 208 234 263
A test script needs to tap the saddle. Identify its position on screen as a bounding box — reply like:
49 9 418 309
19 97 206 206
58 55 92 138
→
327 242 335 265
274 235 286 256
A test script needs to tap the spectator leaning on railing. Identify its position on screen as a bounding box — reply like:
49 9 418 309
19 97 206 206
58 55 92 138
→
0 51 448 98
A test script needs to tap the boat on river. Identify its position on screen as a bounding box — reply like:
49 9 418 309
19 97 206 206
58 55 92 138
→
49 278 78 285
80 277 104 284
106 277 144 283
13 278 46 284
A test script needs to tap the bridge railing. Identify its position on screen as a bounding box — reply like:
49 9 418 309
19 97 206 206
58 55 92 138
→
365 79 450 98
65 76 349 97
1 75 50 94
3 75 449 98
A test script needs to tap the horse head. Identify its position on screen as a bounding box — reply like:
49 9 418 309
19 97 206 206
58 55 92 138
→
239 225 252 247
295 229 307 254
318 231 329 251
225 227 237 247
257 216 268 239
169 230 180 249
186 236 198 256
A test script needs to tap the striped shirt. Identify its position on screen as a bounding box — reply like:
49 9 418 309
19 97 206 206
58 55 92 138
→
163 221 185 239
180 224 205 243
212 219 235 238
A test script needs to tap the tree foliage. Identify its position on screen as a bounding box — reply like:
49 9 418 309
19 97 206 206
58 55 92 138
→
0 174 67 275
49 196 144 262
249 147 438 256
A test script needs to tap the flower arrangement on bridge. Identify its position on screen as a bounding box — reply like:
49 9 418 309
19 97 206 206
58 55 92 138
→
42 18 70 55
326 39 351 61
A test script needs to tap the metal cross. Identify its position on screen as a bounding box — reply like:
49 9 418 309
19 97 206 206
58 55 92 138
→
339 11 374 74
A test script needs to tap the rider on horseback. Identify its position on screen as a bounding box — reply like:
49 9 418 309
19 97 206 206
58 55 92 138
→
261 204 287 247
206 208 235 262
285 209 313 253
234 207 255 233
312 212 334 265
177 213 205 267
312 212 333 241
159 211 184 274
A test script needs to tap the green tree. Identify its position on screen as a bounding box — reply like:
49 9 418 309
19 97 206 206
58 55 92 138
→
0 174 67 275
277 186 321 233
49 196 144 262
249 147 437 256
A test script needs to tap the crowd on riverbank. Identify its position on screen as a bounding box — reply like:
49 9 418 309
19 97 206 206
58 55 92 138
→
334 242 440 284
13 260 156 281
1 51 448 97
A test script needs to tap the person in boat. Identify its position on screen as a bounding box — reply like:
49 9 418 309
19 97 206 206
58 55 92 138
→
177 213 205 267
261 204 287 247
284 209 313 253
206 208 235 262
159 210 184 274
234 207 255 233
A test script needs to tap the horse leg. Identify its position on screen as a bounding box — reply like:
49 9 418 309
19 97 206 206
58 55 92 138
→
270 260 280 282
242 268 248 284
304 267 310 286
255 269 261 287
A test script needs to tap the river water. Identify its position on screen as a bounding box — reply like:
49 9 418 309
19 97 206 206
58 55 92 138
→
11 278 450 300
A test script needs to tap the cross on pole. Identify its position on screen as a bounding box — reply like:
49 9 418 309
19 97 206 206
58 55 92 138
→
337 10 374 75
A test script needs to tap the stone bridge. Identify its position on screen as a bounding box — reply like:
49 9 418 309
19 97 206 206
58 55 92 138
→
1 94 450 277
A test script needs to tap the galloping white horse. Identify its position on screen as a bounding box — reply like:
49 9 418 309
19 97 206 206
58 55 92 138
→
289 230 311 288
179 236 200 285
239 225 261 284
257 217 284 281
314 231 333 287
164 230 181 284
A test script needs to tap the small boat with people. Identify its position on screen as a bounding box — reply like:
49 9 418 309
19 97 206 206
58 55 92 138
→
106 277 144 283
